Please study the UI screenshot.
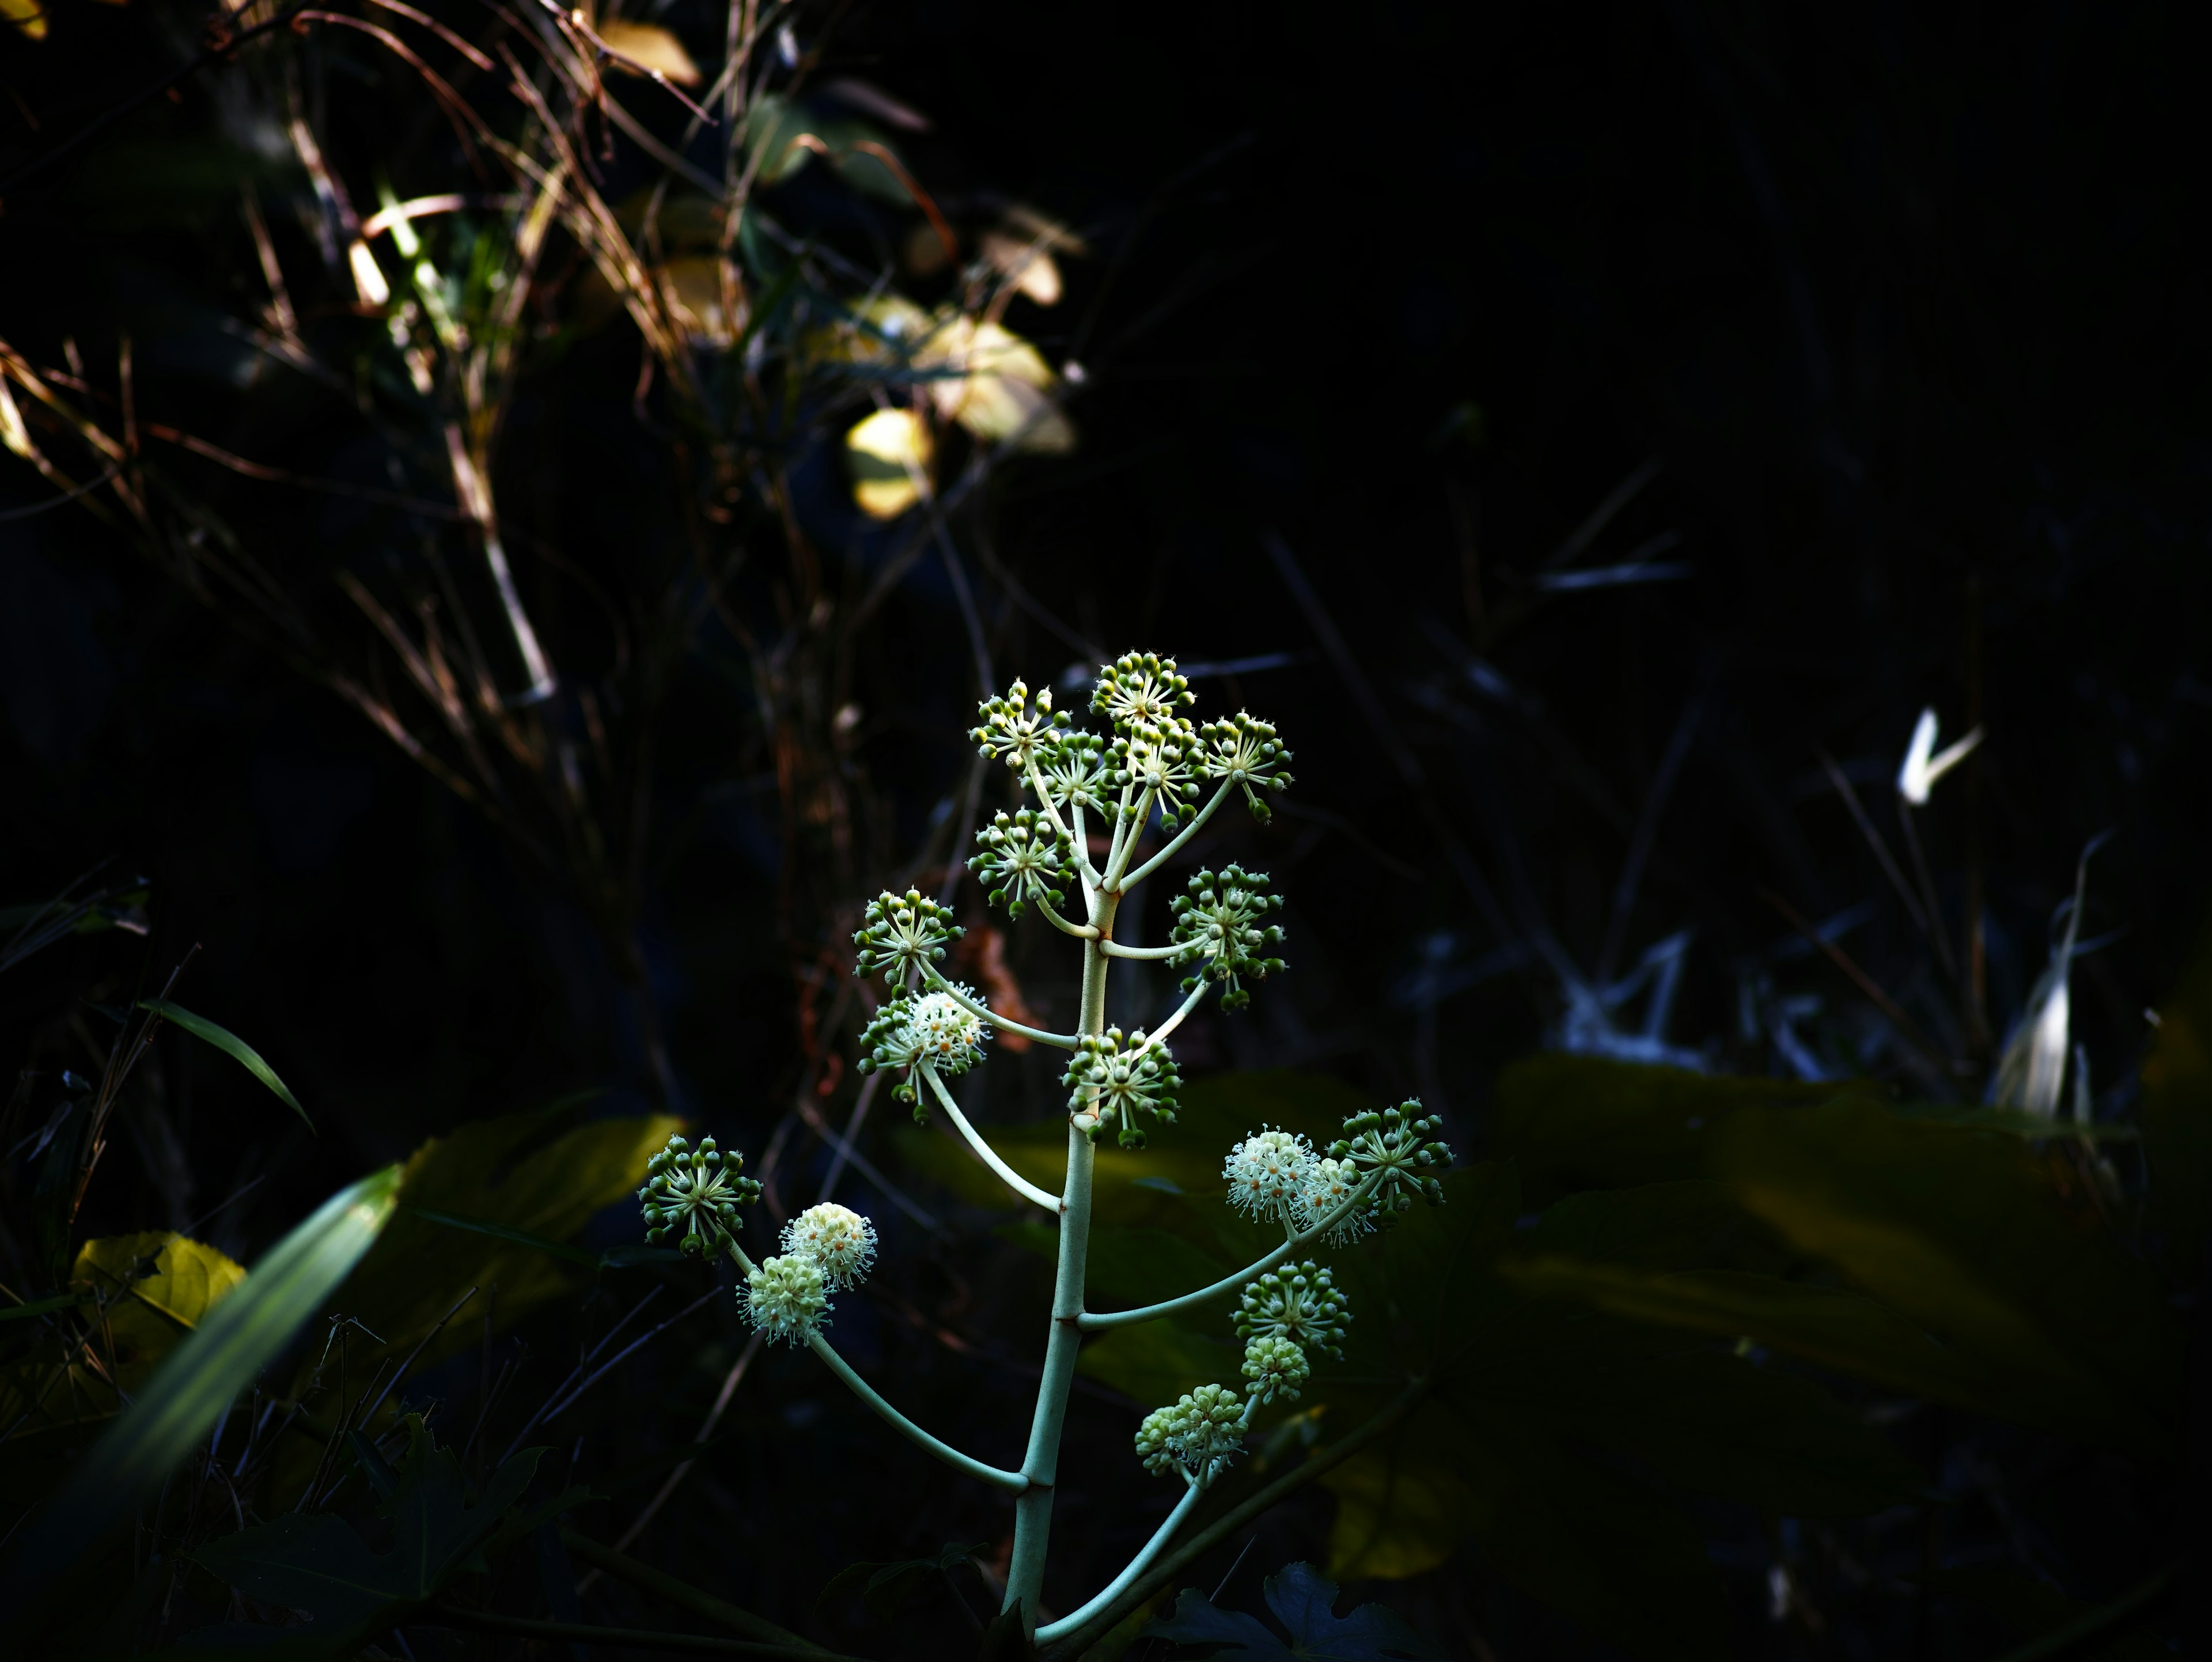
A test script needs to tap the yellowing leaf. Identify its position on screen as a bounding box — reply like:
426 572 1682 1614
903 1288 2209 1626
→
2 0 47 41
979 231 1063 306
596 20 702 86
75 1232 248 1336
845 407 931 519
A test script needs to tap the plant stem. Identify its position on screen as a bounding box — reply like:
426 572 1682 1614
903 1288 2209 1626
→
1034 1373 1435 1660
921 1066 1060 1211
1033 1480 1202 1644
1116 778 1230 891
920 966 1080 1049
1004 891 1115 1631
1077 1171 1385 1331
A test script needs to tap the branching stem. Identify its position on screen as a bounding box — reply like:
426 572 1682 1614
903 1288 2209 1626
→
1143 979 1210 1049
1116 778 1231 891
1034 897 1099 939
919 965 1080 1050
921 1066 1060 1212
1099 938 1188 960
1076 1168 1386 1332
1031 1480 1203 1644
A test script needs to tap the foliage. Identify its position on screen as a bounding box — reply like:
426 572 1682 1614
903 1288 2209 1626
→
1143 1561 1448 1660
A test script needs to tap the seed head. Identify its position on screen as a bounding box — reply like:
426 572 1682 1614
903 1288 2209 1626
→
637 1133 762 1258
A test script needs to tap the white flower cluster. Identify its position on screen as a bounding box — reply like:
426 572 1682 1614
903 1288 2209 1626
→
740 1202 880 1346
1221 1128 1373 1243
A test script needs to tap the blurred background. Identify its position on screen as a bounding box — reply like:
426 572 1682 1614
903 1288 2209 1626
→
3 2 2209 1657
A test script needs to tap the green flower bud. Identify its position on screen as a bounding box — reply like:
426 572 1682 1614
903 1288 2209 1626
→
967 808 1075 919
637 1133 762 1257
1241 1335 1310 1406
1327 1100 1453 1219
1196 711 1294 823
1092 651 1194 737
1132 1382 1244 1485
852 888 964 981
1236 1262 1351 1359
972 678 1070 773
1168 865 1287 1011
742 1252 830 1346
1062 1027 1181 1147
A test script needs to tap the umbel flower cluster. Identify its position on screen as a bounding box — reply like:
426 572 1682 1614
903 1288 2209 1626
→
635 653 1452 1645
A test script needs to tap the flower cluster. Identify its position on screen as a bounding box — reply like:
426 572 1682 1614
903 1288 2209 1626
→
743 1202 881 1346
1092 651 1195 737
1033 730 1109 816
1133 1382 1245 1487
852 888 963 982
1197 712 1295 823
1328 1101 1452 1218
1063 1027 1182 1147
1168 865 1287 1010
743 1254 829 1347
1224 1128 1315 1223
1108 726 1202 826
782 1202 878 1289
638 1134 761 1257
971 678 1070 774
968 808 1076 919
1297 1156 1372 1244
858 987 991 1108
1236 1262 1351 1358
1240 1335 1310 1406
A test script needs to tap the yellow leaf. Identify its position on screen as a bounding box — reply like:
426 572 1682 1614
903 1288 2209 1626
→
596 20 702 88
979 231 1063 306
661 254 734 346
845 407 932 520
1 0 47 41
922 317 1074 454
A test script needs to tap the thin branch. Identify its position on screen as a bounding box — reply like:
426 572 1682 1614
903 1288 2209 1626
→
919 964 1080 1050
920 1067 1060 1212
1033 1481 1202 1643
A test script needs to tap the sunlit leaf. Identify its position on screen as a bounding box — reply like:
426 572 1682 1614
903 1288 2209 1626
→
140 998 313 1131
324 1108 683 1373
0 1166 401 1610
596 20 702 87
846 406 932 520
980 230 1063 306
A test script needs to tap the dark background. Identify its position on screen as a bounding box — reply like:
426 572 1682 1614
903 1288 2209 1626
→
3 1 2208 1656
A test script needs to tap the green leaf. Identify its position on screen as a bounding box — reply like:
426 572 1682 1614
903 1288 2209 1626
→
0 1165 401 1607
0 1291 88 1324
139 999 312 1131
1077 1319 1238 1409
1711 1100 2181 1451
819 1541 985 1618
325 1108 684 1376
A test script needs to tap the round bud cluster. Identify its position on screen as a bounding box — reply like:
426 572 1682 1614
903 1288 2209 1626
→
1241 1335 1311 1406
781 1202 878 1289
971 678 1070 773
858 988 991 1112
1033 730 1109 816
638 1134 762 1257
743 1253 830 1347
1109 725 1202 826
1236 1262 1351 1359
1063 1028 1183 1148
1198 712 1296 823
1132 1382 1245 1487
852 888 963 982
1168 866 1287 1011
1328 1100 1452 1219
1092 652 1194 737
1223 1127 1316 1225
968 808 1075 919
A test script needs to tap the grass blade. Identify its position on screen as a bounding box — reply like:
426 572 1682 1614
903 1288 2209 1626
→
139 998 313 1130
0 1164 401 1619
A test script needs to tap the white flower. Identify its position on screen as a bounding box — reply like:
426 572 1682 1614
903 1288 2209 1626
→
1297 1156 1372 1243
743 1253 830 1346
1222 1127 1316 1224
782 1202 879 1290
907 991 990 1073
1241 1335 1310 1405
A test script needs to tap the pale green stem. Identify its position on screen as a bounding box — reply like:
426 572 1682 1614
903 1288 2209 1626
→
1003 889 1116 1632
804 1332 1029 1491
1098 939 1189 960
918 965 1080 1050
724 1244 1026 1492
921 1066 1059 1212
1116 778 1233 891
1021 756 1097 889
1142 979 1210 1048
1077 1169 1387 1332
1031 1480 1202 1645
1034 897 1099 939
1101 785 1155 891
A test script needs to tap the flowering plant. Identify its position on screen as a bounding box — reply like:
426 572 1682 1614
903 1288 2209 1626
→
634 652 1451 1646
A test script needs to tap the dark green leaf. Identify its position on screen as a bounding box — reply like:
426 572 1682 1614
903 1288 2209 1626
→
407 1205 602 1269
0 1290 88 1324
139 999 313 1131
